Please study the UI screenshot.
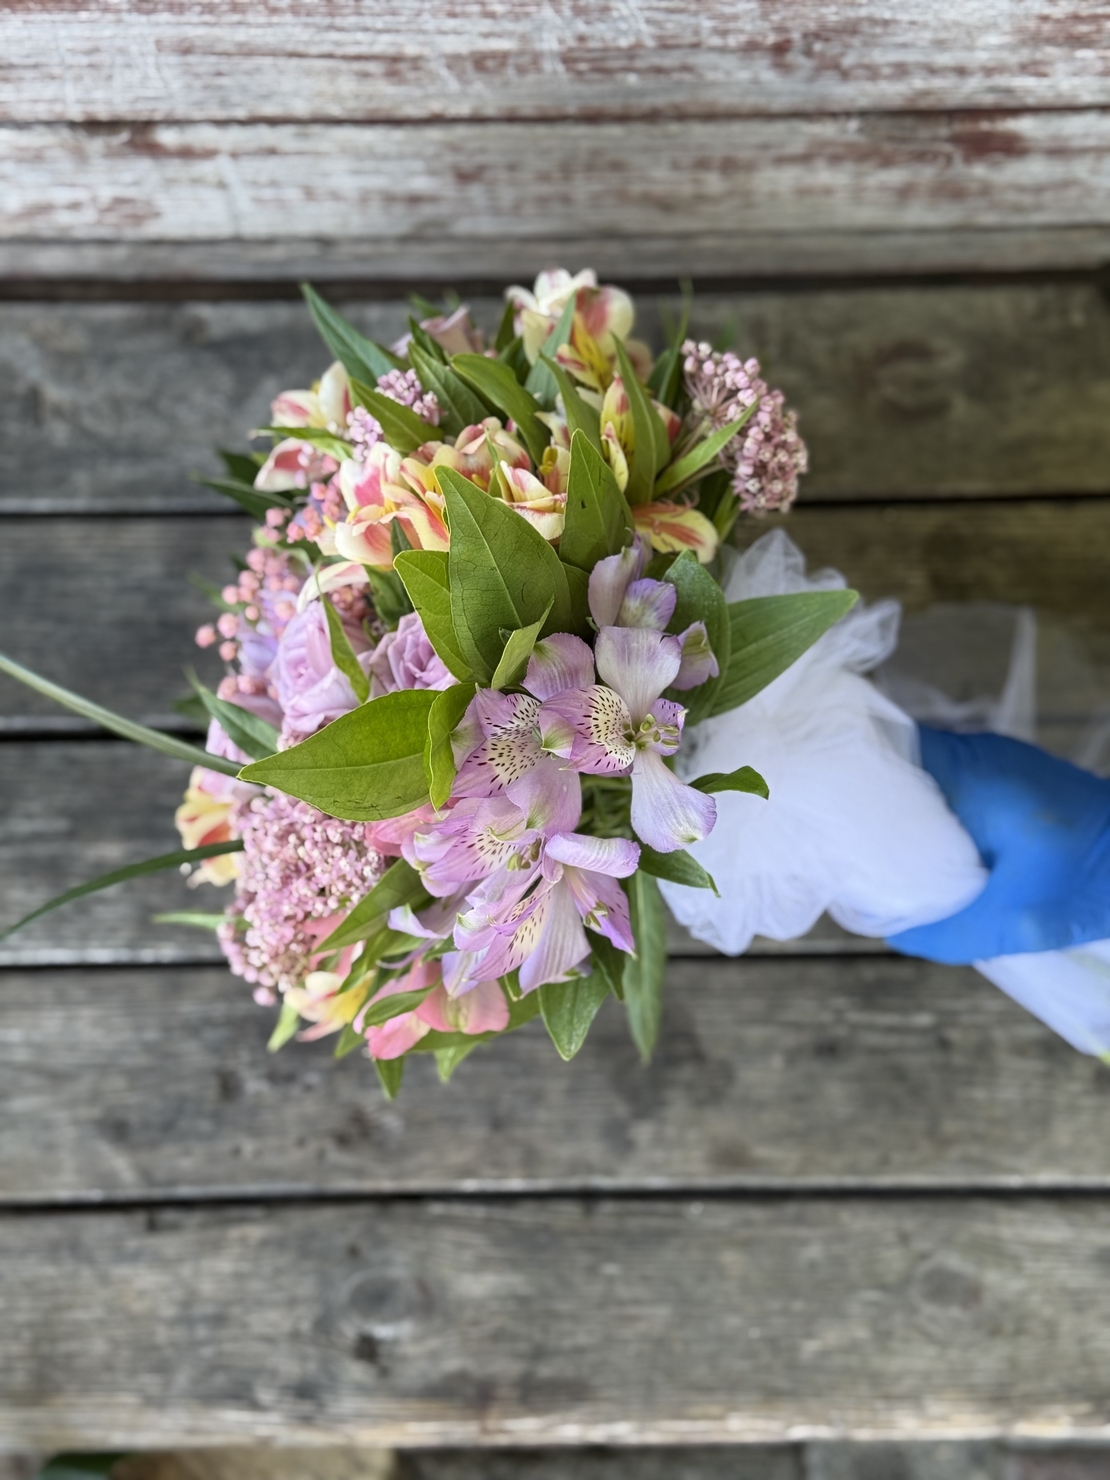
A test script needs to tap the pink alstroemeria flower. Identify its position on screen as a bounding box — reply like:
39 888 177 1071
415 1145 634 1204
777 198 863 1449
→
362 958 508 1060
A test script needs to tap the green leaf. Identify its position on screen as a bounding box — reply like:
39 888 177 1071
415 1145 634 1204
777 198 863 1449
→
490 605 551 691
691 765 769 799
319 857 429 951
239 689 436 820
0 841 243 942
393 548 472 681
301 283 401 383
258 425 352 460
712 590 859 717
187 669 280 761
524 295 577 410
654 408 756 498
218 448 264 482
374 1055 405 1099
636 845 718 893
361 984 434 1028
408 315 448 362
588 931 627 1001
494 300 516 353
267 1000 300 1053
334 1021 367 1059
663 549 730 726
622 871 666 1063
559 560 592 635
438 467 571 680
539 972 611 1060
322 597 370 704
348 380 439 455
451 353 549 464
191 474 294 522
647 283 692 406
425 681 477 808
436 1041 480 1081
364 565 414 630
36 1454 126 1480
153 911 227 930
540 356 602 451
0 651 241 776
408 341 490 436
613 336 670 504
560 430 631 573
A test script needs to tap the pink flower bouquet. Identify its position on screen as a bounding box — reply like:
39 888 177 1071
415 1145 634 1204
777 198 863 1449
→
1 270 851 1096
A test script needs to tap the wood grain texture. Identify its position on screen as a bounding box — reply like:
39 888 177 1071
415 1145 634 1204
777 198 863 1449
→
6 1196 1110 1447
4 1 1109 124
4 957 1110 1200
5 113 1110 279
5 285 1110 515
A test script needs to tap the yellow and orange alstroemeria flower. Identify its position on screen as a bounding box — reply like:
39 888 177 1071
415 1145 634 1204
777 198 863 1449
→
631 500 720 565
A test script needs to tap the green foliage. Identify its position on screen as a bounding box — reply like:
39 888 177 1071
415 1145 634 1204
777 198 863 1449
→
647 283 692 407
588 931 627 1000
348 379 439 455
320 857 430 951
491 605 551 691
524 295 577 410
408 341 490 436
622 871 666 1062
425 681 477 809
439 468 574 680
301 283 400 382
364 563 414 630
375 1055 405 1099
653 408 755 498
0 841 244 942
540 356 602 451
436 1041 480 1081
257 425 352 460
494 300 516 353
393 549 473 680
0 651 241 776
268 1000 300 1052
153 911 227 930
663 549 730 725
451 353 548 464
361 984 433 1028
36 1454 126 1480
691 765 769 799
560 430 631 573
613 336 670 504
322 597 370 704
191 473 293 522
636 845 718 893
187 668 280 759
540 972 612 1060
712 590 859 717
239 689 436 820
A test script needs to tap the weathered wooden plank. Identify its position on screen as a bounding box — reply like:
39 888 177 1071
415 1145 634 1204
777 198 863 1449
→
4 2 1109 124
5 114 1110 280
5 1196 1110 1447
4 503 1109 730
4 956 1110 1199
5 285 1110 515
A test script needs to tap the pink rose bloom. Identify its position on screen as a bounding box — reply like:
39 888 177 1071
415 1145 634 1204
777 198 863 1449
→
273 602 369 742
368 611 454 696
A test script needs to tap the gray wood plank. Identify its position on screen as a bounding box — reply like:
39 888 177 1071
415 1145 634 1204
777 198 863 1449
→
4 956 1110 1199
5 285 1110 515
5 2 1108 123
6 114 1110 279
5 1196 1110 1446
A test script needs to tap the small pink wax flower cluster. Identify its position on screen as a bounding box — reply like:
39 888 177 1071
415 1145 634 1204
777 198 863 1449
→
682 340 808 515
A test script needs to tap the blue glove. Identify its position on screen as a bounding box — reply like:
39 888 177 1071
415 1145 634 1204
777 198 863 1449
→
887 728 1110 964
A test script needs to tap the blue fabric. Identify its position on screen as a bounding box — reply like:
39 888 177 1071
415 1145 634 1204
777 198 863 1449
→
887 728 1110 965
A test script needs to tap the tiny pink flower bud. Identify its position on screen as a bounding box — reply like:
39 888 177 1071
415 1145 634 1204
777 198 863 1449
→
195 623 217 648
217 612 239 639
246 548 266 573
244 604 260 622
221 584 240 605
217 676 239 700
219 640 239 662
265 506 288 528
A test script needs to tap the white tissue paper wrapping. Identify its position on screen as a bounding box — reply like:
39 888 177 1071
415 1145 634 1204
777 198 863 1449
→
660 530 1110 1057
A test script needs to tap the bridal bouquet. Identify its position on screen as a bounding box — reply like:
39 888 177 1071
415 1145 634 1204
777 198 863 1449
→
1 270 848 1096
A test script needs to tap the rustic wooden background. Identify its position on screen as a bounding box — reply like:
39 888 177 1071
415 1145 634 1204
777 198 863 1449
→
4 3 1110 1475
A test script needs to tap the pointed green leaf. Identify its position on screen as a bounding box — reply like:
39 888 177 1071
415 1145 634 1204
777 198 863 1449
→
301 283 401 382
258 426 352 460
0 651 241 776
239 689 436 820
663 549 730 726
691 765 769 799
654 408 756 498
491 604 551 691
712 590 859 717
560 430 631 573
321 597 370 704
268 1000 300 1053
636 846 718 893
187 669 280 761
450 354 549 464
219 448 264 482
153 911 227 930
361 984 434 1029
613 336 670 504
622 871 666 1063
438 467 572 679
37 1454 126 1480
374 1055 405 1099
334 1021 368 1059
393 548 472 681
588 931 627 1001
408 315 448 362
191 474 293 521
348 380 439 455
436 1041 480 1081
425 681 477 809
540 356 602 451
539 972 611 1060
524 295 577 410
494 300 516 353
319 857 430 951
559 560 592 635
0 841 243 942
408 342 490 437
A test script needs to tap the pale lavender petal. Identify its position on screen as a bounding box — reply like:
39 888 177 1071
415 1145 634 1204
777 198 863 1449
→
539 686 636 774
546 831 640 877
563 867 636 953
671 621 720 690
506 758 583 834
618 578 676 631
451 691 544 797
441 948 485 996
595 626 683 724
525 632 596 700
475 883 552 982
518 881 592 994
587 545 643 627
630 747 717 853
